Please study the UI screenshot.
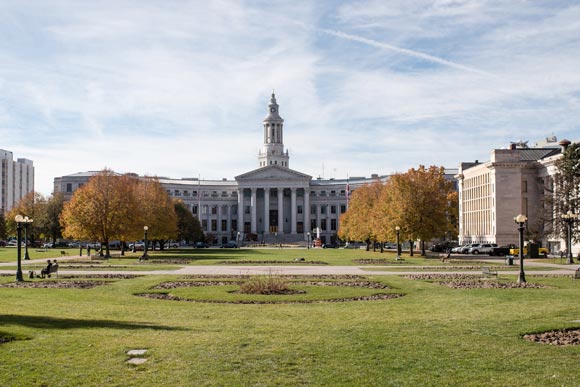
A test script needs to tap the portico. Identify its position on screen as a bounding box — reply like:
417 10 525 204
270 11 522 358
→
235 166 312 241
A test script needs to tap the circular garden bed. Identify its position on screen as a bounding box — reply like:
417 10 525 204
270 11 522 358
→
137 275 403 304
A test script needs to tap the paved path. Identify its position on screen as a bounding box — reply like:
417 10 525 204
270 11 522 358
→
0 254 577 277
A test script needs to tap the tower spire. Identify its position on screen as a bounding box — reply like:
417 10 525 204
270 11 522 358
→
258 92 289 168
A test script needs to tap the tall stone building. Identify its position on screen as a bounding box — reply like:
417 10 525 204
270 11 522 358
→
0 149 34 213
456 137 578 256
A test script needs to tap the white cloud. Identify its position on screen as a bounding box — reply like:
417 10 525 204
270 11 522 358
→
0 0 578 195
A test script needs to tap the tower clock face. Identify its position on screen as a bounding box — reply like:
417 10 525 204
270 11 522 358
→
270 107 276 113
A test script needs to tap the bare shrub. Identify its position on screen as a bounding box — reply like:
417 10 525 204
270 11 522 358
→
239 273 290 295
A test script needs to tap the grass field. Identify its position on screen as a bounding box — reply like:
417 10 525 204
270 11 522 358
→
1 249 579 386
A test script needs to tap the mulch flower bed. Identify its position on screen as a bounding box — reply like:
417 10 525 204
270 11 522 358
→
138 276 400 304
0 280 110 289
137 292 402 304
524 329 580 346
353 259 408 265
404 274 548 289
215 260 328 265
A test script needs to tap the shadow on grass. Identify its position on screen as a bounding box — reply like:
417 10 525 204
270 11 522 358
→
0 314 189 331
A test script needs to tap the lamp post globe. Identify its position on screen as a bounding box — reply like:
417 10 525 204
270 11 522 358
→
514 214 528 283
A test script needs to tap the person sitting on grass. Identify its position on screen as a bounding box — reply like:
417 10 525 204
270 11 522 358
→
40 260 53 278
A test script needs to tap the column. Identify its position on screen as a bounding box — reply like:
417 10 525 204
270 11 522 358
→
217 204 222 236
251 188 257 234
278 188 284 234
264 188 270 234
291 188 297 234
226 205 232 237
304 187 310 233
326 204 331 235
316 204 321 230
206 205 211 233
237 189 244 233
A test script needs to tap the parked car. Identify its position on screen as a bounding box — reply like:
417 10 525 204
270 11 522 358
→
508 244 548 258
322 243 338 249
42 242 54 248
430 241 459 252
489 246 512 256
459 243 480 254
164 241 179 248
220 241 237 248
0 240 6 247
468 243 497 255
8 240 18 246
129 242 146 251
195 242 209 248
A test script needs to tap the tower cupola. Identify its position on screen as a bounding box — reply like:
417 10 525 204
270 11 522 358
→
258 92 289 168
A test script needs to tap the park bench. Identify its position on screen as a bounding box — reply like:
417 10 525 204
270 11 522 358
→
39 263 59 279
482 266 498 278
60 250 67 256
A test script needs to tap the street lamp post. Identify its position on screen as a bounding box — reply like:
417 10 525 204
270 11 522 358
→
14 215 24 282
141 226 149 260
514 214 528 283
395 226 401 260
307 232 311 249
562 210 578 265
237 232 241 248
23 216 33 260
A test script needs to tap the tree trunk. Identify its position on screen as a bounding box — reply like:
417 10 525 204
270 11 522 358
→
421 240 426 256
409 240 414 257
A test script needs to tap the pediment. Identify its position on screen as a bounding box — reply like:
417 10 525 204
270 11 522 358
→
235 165 311 182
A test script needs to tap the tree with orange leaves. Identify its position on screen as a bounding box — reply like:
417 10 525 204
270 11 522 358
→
60 169 141 257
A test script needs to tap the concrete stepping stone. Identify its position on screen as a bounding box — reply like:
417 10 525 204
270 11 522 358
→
126 349 148 364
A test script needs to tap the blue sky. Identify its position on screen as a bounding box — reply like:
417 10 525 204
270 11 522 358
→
1 0 579 195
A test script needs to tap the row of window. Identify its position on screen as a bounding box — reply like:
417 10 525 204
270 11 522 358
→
168 188 350 198
194 204 347 216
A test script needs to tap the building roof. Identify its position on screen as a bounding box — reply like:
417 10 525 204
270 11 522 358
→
517 148 561 161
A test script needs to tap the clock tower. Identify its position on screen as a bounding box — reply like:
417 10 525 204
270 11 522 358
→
258 92 290 168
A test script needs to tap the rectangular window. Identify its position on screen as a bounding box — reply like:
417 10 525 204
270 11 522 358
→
321 206 326 214
231 220 237 232
212 206 217 215
311 219 317 231
340 205 346 213
331 205 336 214
221 220 227 231
331 219 337 231
211 219 217 231
297 205 303 214
202 220 207 229
321 222 327 231
192 205 198 215
66 183 72 192
245 206 251 214
311 205 316 215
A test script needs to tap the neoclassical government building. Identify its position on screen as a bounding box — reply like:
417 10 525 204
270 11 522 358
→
54 93 387 245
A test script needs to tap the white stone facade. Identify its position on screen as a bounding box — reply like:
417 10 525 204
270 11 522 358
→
0 149 34 213
54 94 385 245
457 139 579 256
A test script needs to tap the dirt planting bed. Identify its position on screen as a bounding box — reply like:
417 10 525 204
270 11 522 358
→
524 329 580 346
404 273 548 289
0 280 110 289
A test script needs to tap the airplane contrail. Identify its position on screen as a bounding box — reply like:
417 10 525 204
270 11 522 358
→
319 27 495 77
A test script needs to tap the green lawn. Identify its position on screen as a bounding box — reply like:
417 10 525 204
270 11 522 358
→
1 270 580 386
